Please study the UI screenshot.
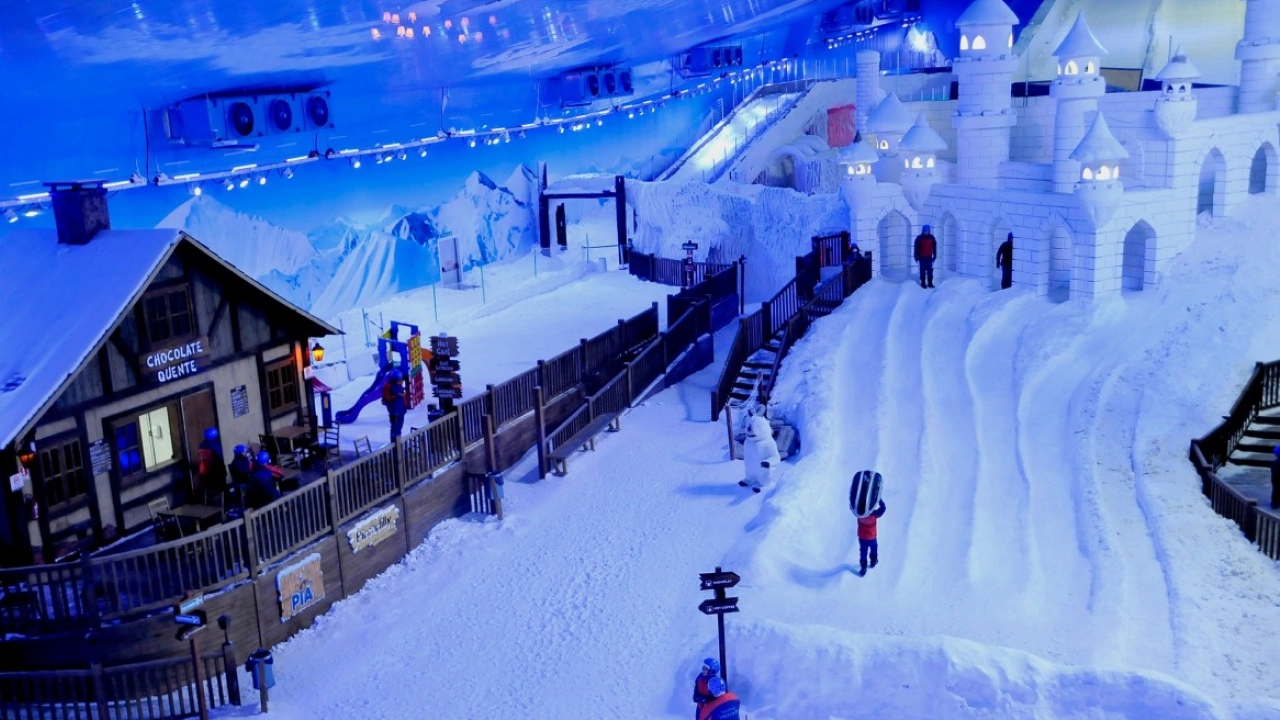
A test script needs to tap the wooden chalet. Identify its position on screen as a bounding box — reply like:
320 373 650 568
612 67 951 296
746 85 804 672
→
0 182 337 567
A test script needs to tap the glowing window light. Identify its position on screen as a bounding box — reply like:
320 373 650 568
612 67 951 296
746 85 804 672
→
1098 166 1112 180
1065 60 1079 75
972 35 986 50
926 157 935 169
879 139 889 150
904 159 910 168
960 35 969 51
1082 167 1094 180
1009 33 1014 48
1114 166 1120 178
371 28 381 40
911 157 923 169
1086 61 1096 74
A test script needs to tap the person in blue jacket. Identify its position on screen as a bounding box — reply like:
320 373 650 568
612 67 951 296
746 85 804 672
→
382 368 407 441
692 657 720 714
246 451 283 509
697 676 741 720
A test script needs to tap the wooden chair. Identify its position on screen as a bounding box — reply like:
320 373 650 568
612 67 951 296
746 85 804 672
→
310 426 342 471
353 436 373 458
260 434 299 470
147 497 182 542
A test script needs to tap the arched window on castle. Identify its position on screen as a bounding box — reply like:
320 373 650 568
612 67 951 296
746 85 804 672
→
879 139 890 150
972 35 987 50
1085 61 1096 74
1065 60 1079 75
960 35 969 51
1098 166 1112 180
926 157 935 169
911 157 923 169
1008 33 1014 48
1083 167 1094 180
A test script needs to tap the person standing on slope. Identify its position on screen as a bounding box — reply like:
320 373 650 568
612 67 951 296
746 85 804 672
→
382 368 407 441
914 225 937 289
996 232 1014 290
692 657 720 717
857 498 887 576
697 676 741 720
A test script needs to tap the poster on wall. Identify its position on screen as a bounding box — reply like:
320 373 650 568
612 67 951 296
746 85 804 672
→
88 439 112 476
230 385 250 418
277 552 325 622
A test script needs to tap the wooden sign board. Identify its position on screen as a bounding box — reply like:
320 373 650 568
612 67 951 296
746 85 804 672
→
277 552 325 622
346 505 401 554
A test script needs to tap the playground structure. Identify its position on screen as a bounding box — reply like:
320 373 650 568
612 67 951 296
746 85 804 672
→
335 320 426 424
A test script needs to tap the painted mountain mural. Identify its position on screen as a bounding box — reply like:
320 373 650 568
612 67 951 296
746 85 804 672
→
154 165 538 320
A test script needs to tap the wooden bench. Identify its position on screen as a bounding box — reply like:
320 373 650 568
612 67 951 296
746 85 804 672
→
547 414 621 476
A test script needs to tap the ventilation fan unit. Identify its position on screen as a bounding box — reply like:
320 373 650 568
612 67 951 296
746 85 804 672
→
298 90 334 130
679 45 744 76
164 89 334 145
596 67 635 98
557 70 603 107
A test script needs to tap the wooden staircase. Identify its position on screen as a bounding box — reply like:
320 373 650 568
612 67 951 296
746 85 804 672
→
1229 406 1280 467
728 339 781 408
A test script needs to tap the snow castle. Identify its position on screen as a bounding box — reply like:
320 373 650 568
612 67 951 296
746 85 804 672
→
833 0 1280 298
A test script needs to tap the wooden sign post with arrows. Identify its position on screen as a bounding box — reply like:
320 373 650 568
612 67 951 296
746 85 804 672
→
698 566 740 689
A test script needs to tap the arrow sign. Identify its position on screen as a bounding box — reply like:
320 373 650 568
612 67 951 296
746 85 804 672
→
178 595 204 614
699 571 741 591
174 614 204 626
698 597 739 615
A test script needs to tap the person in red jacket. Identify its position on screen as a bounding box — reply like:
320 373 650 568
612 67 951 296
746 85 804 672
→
697 676 741 720
913 225 937 289
857 498 887 576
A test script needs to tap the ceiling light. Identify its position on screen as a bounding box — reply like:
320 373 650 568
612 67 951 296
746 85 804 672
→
224 179 235 191
4 209 18 223
375 154 385 164
350 158 362 169
419 148 428 158
22 208 40 217
559 125 565 133
190 183 202 196
398 150 408 160
129 172 146 184
257 175 267 185
468 138 477 147
282 167 295 179
238 176 250 188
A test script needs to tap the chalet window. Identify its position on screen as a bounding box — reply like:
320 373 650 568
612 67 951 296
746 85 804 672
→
39 437 88 510
114 404 180 482
265 357 300 415
142 285 194 347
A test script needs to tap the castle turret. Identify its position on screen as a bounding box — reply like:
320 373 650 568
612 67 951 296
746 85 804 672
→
866 94 914 157
951 0 1019 189
1153 46 1201 138
1071 112 1129 227
855 51 884 134
899 113 948 210
839 132 881 263
1051 12 1108 193
1236 0 1280 113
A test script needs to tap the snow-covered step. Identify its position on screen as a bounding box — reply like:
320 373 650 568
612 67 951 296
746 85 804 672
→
1228 409 1280 467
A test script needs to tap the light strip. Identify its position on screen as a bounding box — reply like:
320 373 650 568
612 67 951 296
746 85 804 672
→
17 192 49 201
172 173 200 181
231 164 258 171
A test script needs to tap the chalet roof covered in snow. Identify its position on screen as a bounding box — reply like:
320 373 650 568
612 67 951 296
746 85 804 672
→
0 229 339 448
955 0 1019 28
1069 113 1129 164
1154 46 1203 81
1053 12 1108 59
866 94 914 134
899 114 949 153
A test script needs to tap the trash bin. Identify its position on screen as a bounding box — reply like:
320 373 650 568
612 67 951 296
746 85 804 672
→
246 649 275 690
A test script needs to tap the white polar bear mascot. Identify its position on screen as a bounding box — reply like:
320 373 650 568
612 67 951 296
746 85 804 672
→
739 413 782 493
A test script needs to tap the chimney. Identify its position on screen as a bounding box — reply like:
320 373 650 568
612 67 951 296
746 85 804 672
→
45 181 111 245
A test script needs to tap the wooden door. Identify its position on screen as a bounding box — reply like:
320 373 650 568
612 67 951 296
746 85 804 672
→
180 389 218 491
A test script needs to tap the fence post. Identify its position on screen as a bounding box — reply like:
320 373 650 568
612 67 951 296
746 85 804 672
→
482 414 504 519
625 362 635 405
579 338 590 380
485 384 497 426
242 514 260 578
89 658 108 720
725 408 737 461
80 553 100 626
534 385 548 479
738 256 746 316
221 627 241 706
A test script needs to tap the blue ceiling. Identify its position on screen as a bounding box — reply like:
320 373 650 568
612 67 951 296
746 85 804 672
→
0 0 1041 195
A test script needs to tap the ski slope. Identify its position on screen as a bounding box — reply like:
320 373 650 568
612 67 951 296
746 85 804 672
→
664 92 802 184
236 198 1280 720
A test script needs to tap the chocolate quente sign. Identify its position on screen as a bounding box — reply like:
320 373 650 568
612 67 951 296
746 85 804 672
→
145 337 211 384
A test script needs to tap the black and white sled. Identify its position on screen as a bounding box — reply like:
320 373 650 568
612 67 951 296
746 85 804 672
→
849 470 883 518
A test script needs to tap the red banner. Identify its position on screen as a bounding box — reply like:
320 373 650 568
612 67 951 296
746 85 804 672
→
827 104 857 148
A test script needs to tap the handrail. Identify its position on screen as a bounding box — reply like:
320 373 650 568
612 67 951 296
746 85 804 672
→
1189 359 1280 560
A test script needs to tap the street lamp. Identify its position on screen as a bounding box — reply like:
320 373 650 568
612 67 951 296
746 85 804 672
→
311 343 325 364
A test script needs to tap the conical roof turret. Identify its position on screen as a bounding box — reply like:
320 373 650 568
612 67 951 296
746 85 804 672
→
1054 12 1107 59
866 94 913 134
899 113 949 153
956 0 1019 27
1069 113 1128 164
839 132 881 164
1154 46 1202 82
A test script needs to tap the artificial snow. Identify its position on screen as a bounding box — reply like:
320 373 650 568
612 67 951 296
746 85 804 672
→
225 194 1280 720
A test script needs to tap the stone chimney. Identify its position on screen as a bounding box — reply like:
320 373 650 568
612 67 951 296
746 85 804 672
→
45 181 111 245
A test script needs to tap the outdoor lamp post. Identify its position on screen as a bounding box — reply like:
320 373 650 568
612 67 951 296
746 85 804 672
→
311 343 325 364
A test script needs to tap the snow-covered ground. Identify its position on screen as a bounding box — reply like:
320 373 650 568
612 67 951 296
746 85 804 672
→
219 196 1280 720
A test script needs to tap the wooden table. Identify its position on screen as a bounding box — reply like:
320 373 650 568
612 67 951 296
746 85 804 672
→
161 504 223 536
271 426 312 457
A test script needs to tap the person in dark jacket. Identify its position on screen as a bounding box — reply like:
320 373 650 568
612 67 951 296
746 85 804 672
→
226 444 253 515
996 232 1014 290
913 225 937 289
697 676 741 720
857 498 887 576
196 427 228 503
246 451 283 509
693 657 720 715
1271 445 1279 509
382 368 407 441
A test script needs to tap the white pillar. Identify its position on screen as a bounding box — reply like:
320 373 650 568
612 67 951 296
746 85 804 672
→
1236 0 1280 113
856 51 881 134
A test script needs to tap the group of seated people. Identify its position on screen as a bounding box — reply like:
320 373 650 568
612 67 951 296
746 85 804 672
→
198 428 291 516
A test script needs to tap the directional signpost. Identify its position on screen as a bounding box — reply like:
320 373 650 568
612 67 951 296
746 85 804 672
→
681 242 699 289
698 566 740 689
174 595 209 720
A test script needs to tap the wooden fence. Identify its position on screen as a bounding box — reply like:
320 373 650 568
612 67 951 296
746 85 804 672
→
711 251 873 420
0 650 238 720
1188 360 1280 561
628 252 731 288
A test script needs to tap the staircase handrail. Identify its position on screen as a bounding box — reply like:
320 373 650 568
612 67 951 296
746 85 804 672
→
1188 359 1280 561
708 87 814 184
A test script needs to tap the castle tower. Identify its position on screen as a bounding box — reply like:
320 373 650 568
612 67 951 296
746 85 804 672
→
1153 46 1202 138
951 0 1019 189
839 132 881 256
1071 112 1129 228
899 113 948 211
1236 0 1280 113
866 94 914 157
1051 12 1108 193
855 51 884 134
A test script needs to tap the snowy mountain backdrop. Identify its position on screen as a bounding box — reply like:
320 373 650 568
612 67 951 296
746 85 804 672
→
155 166 538 319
